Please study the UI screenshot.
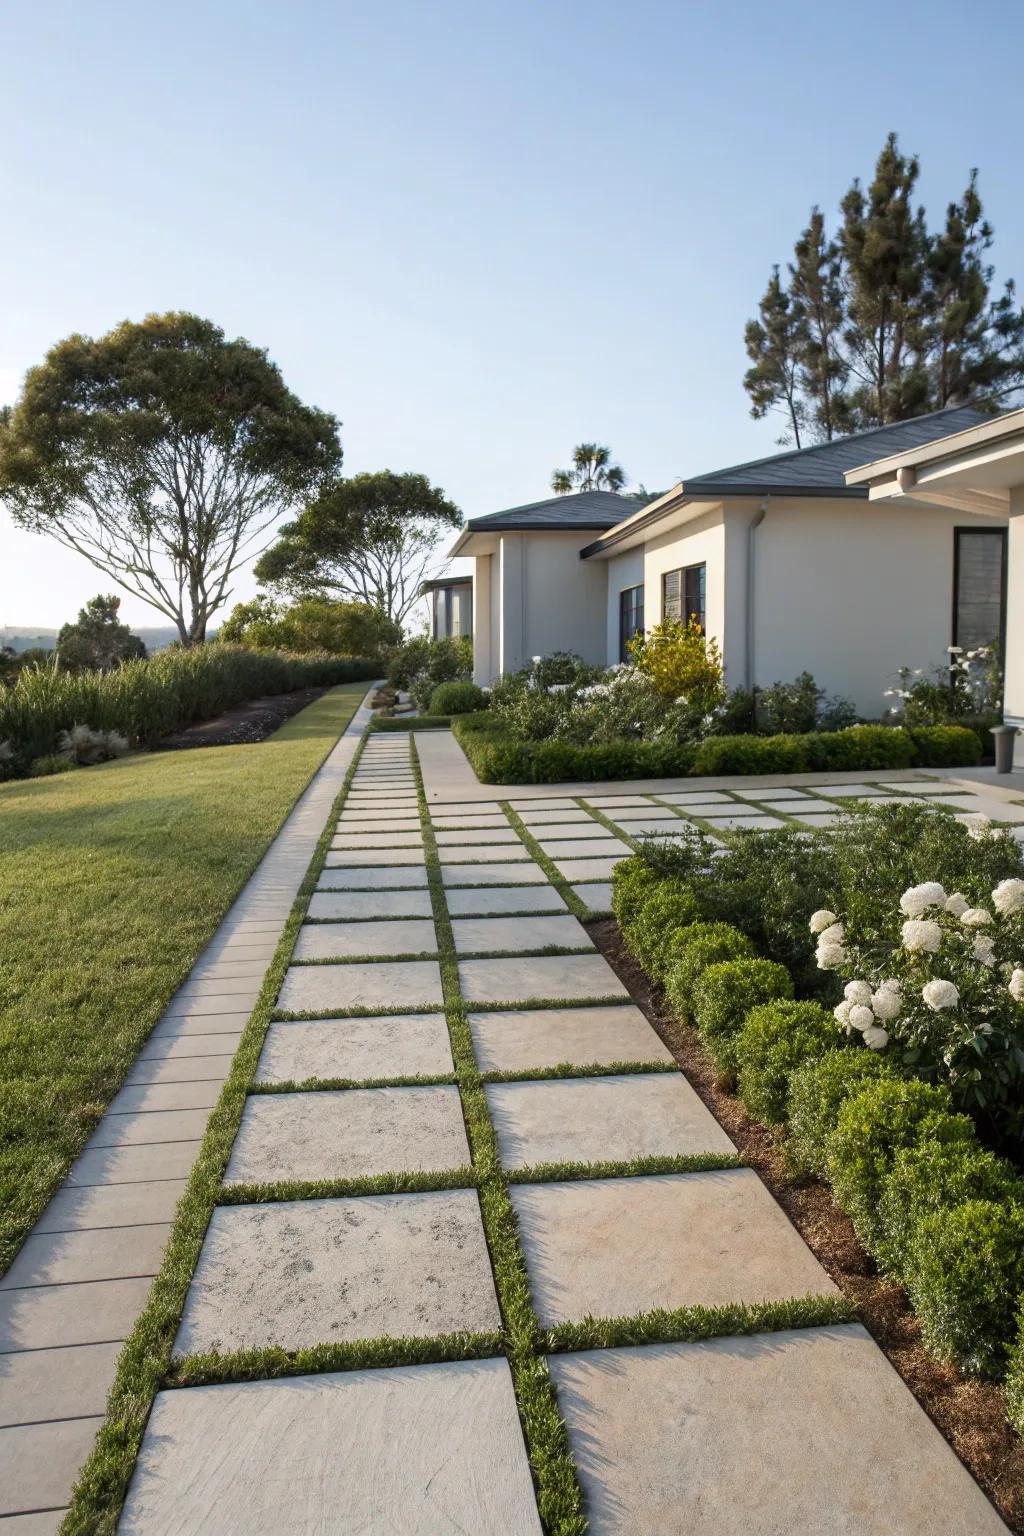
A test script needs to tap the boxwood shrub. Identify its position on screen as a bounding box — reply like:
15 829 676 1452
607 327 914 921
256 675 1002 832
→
611 859 663 930
906 723 983 768
452 714 697 783
690 958 794 1078
428 680 487 715
1006 1309 1024 1434
663 923 754 1019
906 1199 1024 1378
626 883 703 979
876 1138 1020 1282
786 1051 897 1179
735 1000 838 1125
829 1079 974 1250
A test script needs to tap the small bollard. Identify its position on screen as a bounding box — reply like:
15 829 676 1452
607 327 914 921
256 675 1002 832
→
991 723 1018 774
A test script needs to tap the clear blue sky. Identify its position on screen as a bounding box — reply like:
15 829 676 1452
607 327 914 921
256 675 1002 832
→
2 0 1022 630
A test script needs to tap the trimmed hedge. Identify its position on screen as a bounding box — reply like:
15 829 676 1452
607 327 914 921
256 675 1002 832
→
611 859 663 931
428 680 487 715
369 714 451 732
735 1000 837 1125
690 958 794 1078
786 1051 897 1179
907 1200 1024 1378
625 882 702 979
454 713 981 784
663 923 754 1018
876 1138 1020 1282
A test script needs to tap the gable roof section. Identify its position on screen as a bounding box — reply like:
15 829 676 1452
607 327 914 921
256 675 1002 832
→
462 489 641 532
681 404 990 497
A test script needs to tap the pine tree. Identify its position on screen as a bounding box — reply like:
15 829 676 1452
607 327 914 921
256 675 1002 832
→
743 267 808 447
789 210 849 439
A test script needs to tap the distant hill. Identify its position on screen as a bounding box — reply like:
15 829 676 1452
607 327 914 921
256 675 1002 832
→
1 625 186 654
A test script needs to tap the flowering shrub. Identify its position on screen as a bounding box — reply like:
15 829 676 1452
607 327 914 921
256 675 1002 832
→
628 619 725 711
811 875 1024 1136
885 643 1002 725
490 654 712 747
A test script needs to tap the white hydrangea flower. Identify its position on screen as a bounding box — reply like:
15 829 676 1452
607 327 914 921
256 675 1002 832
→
809 909 839 935
844 980 874 1006
862 1025 890 1050
973 934 996 968
922 978 960 1011
1010 968 1024 1003
993 879 1024 917
899 882 947 917
871 986 902 1021
901 918 942 953
816 941 848 970
944 892 969 917
960 907 993 928
848 1004 875 1031
834 1000 853 1026
963 814 991 841
818 922 845 945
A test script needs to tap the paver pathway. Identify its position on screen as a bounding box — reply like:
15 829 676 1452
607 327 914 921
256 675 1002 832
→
101 729 1010 1533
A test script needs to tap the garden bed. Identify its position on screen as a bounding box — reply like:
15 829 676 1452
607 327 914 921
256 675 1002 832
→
587 911 1024 1532
154 686 328 748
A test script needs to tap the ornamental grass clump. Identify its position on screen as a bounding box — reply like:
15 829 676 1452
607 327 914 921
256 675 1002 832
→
690 958 794 1079
663 923 754 1019
876 1136 1020 1282
785 1050 897 1179
735 1000 839 1125
905 1198 1024 1378
828 1077 974 1251
809 874 1024 1140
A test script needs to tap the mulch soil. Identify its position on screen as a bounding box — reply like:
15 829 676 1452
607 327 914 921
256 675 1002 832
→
154 687 328 750
587 913 1024 1533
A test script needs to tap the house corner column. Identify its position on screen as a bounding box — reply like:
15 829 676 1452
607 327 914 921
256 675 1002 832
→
499 532 526 675
1006 488 1024 768
472 556 492 685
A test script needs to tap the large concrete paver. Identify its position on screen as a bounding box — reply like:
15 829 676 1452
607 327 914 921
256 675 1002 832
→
277 959 444 1013
512 1171 838 1325
0 1277 152 1351
442 862 547 886
0 1418 104 1519
174 1192 500 1355
317 866 429 890
459 954 627 1005
255 1014 454 1084
33 1181 187 1234
548 1328 1009 1534
468 1004 671 1073
323 847 426 867
1 1223 171 1289
445 885 567 916
571 882 613 912
439 844 531 864
119 1359 542 1535
435 827 520 845
487 1074 735 1169
554 855 630 881
307 889 433 919
0 1340 120 1426
293 919 437 960
224 1087 471 1185
451 914 593 954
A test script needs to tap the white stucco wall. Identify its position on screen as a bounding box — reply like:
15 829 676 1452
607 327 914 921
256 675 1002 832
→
743 497 1007 717
473 531 609 681
1006 488 1024 764
604 547 645 664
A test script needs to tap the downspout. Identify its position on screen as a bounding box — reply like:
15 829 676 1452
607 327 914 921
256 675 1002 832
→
745 498 769 691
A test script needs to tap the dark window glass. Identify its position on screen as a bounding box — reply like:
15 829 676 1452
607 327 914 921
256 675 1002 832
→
662 563 705 630
954 530 1006 654
619 585 644 662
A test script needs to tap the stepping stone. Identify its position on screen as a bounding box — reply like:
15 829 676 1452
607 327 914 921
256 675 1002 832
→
696 814 786 831
1 1223 171 1289
277 960 443 1013
606 807 687 822
0 1276 152 1352
581 796 657 809
522 822 611 840
109 1080 222 1113
1 1417 105 1521
548 1327 1008 1535
757 797 839 814
657 791 733 805
308 889 433 920
469 1004 669 1073
432 815 509 829
937 795 1024 823
33 1180 187 1234
318 867 429 890
554 856 630 881
731 786 810 800
324 848 426 866
459 954 626 1006
224 1086 470 1185
136 1032 243 1062
486 1074 734 1169
0 1339 119 1426
608 818 687 837
435 827 520 846
571 882 613 912
294 920 437 960
66 1141 203 1187
439 844 530 864
812 783 886 797
791 811 844 827
538 837 630 860
119 1359 542 1535
336 815 422 830
444 886 567 916
519 809 592 825
124 1054 234 1087
451 914 593 954
174 1191 499 1356
256 1014 454 1084
87 1108 212 1148
511 1170 836 1326
442 862 546 886
507 798 578 810
330 831 424 849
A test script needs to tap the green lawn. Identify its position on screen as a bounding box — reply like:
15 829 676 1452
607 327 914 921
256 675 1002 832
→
0 683 366 1273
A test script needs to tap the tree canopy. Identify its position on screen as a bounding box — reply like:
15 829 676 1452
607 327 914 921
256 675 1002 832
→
218 595 401 656
56 594 146 673
744 134 1024 444
0 312 342 645
551 443 627 494
254 470 461 625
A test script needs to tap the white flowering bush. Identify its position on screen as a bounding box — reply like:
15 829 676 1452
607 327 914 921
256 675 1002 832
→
811 878 1024 1134
493 657 715 746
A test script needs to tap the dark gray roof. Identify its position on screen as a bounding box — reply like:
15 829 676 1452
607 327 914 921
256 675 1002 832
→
465 489 641 532
683 404 990 497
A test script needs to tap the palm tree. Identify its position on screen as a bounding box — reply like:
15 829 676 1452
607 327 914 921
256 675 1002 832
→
551 442 627 495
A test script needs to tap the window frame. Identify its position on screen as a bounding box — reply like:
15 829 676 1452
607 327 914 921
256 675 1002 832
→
662 562 706 632
618 583 645 663
952 526 1008 663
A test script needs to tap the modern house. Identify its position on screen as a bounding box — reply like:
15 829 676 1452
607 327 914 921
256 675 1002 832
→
449 405 1008 716
419 575 473 641
846 407 1023 766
